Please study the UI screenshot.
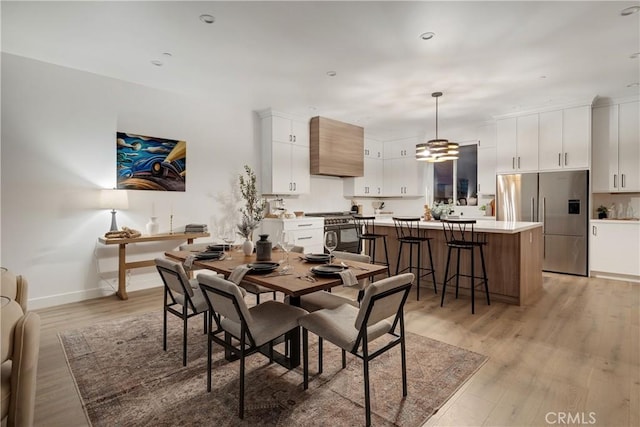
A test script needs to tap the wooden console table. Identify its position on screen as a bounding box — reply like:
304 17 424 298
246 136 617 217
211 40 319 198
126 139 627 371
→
98 232 210 300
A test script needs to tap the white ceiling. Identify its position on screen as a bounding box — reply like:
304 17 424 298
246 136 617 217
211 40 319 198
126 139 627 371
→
2 1 639 139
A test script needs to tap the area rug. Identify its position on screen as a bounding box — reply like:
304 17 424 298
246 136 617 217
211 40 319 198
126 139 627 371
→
59 311 487 426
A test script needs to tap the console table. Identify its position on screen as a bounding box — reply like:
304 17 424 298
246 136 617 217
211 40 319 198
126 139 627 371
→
98 232 210 300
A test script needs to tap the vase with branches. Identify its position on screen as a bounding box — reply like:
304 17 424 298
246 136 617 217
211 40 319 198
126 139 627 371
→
236 165 266 243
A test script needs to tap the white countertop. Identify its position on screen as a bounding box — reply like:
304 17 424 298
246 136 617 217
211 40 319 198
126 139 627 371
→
372 217 542 234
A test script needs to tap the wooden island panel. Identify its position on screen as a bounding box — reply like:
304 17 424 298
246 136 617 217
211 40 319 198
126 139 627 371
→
372 225 542 305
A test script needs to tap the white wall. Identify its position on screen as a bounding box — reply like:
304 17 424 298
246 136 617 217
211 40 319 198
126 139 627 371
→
0 54 349 308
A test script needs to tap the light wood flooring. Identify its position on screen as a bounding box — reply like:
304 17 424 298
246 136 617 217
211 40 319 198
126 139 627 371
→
32 273 639 426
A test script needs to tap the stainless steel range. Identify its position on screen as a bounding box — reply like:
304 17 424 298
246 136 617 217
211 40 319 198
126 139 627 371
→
305 212 359 254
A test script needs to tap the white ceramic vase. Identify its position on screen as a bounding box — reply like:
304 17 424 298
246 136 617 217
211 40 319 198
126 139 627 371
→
146 217 159 235
242 239 254 256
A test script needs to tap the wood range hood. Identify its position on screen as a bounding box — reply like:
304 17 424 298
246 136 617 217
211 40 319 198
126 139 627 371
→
310 116 364 177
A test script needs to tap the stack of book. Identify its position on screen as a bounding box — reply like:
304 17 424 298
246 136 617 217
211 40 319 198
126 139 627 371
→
185 224 208 233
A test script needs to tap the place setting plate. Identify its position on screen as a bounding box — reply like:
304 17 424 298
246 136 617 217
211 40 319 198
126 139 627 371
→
310 263 347 277
302 253 333 263
246 262 280 275
195 251 224 260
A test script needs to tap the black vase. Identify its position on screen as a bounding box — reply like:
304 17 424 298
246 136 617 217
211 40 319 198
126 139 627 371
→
598 212 607 219
256 234 272 261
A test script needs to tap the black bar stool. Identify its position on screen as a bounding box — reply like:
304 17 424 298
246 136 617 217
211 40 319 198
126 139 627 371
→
440 219 490 314
352 215 390 279
392 217 437 300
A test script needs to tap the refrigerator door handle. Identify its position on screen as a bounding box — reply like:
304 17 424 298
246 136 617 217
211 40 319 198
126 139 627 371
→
541 197 546 233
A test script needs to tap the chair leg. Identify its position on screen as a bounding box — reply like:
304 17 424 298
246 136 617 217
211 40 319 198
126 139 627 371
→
239 352 245 419
395 242 403 275
303 328 309 390
163 306 168 351
342 349 346 369
182 306 188 366
416 243 421 301
427 239 437 294
363 338 371 427
207 324 213 392
471 246 475 314
382 236 390 277
441 246 453 307
203 311 207 334
400 310 407 397
455 248 461 299
256 293 260 304
318 337 323 374
480 246 490 306
272 291 276 300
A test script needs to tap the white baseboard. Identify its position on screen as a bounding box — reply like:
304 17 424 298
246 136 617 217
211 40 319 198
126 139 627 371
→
590 271 640 283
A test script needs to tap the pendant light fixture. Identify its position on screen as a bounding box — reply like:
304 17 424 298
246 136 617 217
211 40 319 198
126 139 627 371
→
416 92 459 162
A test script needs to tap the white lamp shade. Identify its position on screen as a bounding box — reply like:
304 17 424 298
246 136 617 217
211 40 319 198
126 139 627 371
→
99 189 129 210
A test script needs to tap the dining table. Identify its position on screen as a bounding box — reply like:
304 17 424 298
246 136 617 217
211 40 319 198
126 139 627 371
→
164 249 388 369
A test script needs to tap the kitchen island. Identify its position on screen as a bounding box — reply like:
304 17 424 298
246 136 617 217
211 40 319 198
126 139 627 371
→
370 218 543 306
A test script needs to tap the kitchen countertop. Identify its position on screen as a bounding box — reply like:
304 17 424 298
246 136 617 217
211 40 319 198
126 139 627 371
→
590 219 640 224
372 217 542 234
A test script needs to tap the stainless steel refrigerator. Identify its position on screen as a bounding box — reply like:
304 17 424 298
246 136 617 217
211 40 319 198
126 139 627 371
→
496 170 588 276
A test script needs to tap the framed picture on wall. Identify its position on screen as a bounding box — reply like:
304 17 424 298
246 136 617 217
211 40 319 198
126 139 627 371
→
116 132 186 191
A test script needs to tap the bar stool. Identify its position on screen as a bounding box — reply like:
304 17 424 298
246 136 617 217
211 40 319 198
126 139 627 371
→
392 217 437 300
352 215 390 279
440 219 490 314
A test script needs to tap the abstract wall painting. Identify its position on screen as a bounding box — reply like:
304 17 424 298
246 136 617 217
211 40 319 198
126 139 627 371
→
116 132 186 191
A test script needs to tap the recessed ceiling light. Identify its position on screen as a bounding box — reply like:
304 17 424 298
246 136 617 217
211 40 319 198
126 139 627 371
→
199 14 215 24
630 52 640 59
326 71 337 77
621 5 640 16
626 82 640 87
308 106 318 111
162 52 172 58
540 75 547 79
151 60 163 67
420 32 435 40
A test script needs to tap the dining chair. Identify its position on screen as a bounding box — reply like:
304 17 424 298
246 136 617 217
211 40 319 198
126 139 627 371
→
292 251 371 313
155 257 218 366
299 272 414 427
197 273 308 419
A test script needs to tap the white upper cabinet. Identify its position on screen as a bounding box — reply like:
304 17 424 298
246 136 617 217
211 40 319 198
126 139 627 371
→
592 101 640 193
259 110 310 195
538 106 590 171
477 124 497 195
496 115 538 172
383 138 422 197
344 137 383 197
383 139 414 159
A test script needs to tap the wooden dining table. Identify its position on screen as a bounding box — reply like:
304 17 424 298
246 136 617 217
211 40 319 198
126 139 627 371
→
164 249 388 368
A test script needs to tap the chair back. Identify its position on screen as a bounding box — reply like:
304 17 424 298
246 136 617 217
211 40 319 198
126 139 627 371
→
1 268 28 312
352 215 376 238
155 257 194 298
197 273 254 330
355 272 413 331
392 216 422 240
441 219 479 247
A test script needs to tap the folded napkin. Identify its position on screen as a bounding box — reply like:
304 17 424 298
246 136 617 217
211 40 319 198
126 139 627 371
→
338 269 359 287
228 264 250 284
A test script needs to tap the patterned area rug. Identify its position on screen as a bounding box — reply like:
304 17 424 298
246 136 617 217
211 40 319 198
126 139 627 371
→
60 311 487 426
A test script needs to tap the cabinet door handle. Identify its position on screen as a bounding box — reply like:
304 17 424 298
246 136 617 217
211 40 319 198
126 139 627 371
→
592 225 597 236
622 174 626 188
297 236 312 240
289 134 292 142
512 157 515 169
289 182 292 191
377 187 380 194
564 152 568 166
613 174 617 188
293 135 296 143
478 184 481 192
297 224 314 228
558 153 561 166
518 157 521 169
293 182 296 191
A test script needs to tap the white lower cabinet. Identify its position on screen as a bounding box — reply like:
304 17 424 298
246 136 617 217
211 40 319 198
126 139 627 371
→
259 218 325 254
590 220 640 279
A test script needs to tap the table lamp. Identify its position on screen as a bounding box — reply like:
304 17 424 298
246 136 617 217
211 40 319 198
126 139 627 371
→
100 189 129 231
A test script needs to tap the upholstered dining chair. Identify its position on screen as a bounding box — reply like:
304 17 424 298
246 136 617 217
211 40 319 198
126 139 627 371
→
155 257 219 366
292 251 371 313
1 268 29 312
1 297 40 427
197 273 307 419
299 272 414 427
